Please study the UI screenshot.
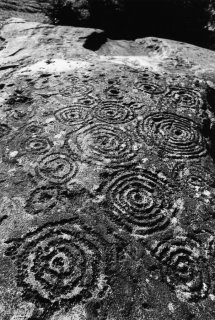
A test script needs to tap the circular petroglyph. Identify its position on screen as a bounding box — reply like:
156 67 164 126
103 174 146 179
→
138 112 207 159
151 236 210 302
135 82 166 94
172 163 215 188
105 168 175 237
76 96 98 107
103 85 124 99
36 153 78 184
136 70 163 81
93 101 135 124
66 124 137 168
134 70 166 94
163 87 203 108
2 65 215 320
21 136 53 154
5 220 117 306
0 123 11 138
54 105 90 125
23 122 44 135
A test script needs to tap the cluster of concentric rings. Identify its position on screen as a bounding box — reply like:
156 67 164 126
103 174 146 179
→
172 163 215 188
105 168 175 237
23 122 44 135
134 70 166 94
0 123 11 138
138 112 207 159
93 101 135 124
151 236 210 301
21 136 53 154
163 87 203 108
103 85 124 99
54 105 90 125
6 220 115 305
135 82 166 94
3 69 215 315
37 153 78 184
66 124 137 168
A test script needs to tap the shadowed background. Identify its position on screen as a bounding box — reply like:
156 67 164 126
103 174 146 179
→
0 0 215 49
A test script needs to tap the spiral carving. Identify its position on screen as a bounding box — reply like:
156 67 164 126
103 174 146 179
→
105 168 175 237
93 101 135 124
36 153 78 184
151 236 210 302
5 220 117 307
172 163 215 188
138 112 207 159
21 136 53 154
66 124 137 168
163 87 203 108
54 105 90 125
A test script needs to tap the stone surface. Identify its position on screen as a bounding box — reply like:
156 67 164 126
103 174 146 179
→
0 0 48 24
1 18 215 320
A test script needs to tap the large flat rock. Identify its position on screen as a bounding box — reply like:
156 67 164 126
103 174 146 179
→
1 19 215 320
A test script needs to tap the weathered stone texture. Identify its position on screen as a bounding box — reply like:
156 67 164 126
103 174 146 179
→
0 0 49 24
1 18 215 320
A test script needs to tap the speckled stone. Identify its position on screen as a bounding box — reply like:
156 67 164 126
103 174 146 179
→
1 18 215 320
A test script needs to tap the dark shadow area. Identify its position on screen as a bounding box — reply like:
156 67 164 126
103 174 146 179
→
88 0 211 48
46 0 213 49
206 86 215 162
83 31 107 51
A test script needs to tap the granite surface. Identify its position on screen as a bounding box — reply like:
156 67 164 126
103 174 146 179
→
0 18 215 320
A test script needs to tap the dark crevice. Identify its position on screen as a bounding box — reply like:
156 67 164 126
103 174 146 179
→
210 126 215 163
205 87 215 162
207 86 215 114
0 36 6 49
0 65 19 71
0 215 8 224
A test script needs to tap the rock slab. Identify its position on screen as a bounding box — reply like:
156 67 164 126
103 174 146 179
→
0 18 215 320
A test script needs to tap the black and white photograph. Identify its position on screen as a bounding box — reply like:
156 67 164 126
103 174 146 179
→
0 1 215 319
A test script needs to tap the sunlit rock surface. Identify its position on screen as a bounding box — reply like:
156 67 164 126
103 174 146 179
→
1 18 215 320
0 0 48 24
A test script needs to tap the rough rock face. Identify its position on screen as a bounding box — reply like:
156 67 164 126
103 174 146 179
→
1 18 215 320
0 0 48 23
